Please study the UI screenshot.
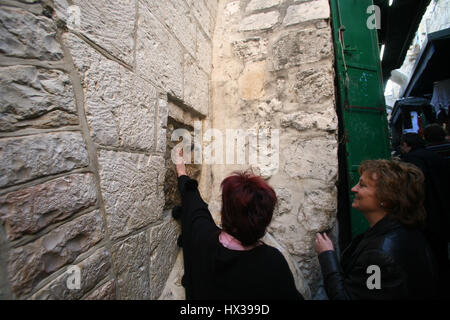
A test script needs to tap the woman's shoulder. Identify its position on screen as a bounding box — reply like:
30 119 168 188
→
360 222 428 264
252 244 292 267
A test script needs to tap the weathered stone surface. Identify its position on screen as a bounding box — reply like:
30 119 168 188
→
64 33 157 152
83 279 115 300
204 0 219 18
0 6 63 60
98 150 164 240
8 210 104 297
54 0 135 65
31 247 111 300
187 0 213 38
0 132 89 188
268 208 315 258
273 187 293 217
272 28 333 70
238 61 266 100
299 187 337 232
293 65 335 105
239 11 279 31
156 98 169 154
210 0 338 298
0 173 97 241
112 231 150 300
197 26 213 73
223 1 241 21
283 0 330 26
148 217 180 300
246 0 281 12
136 4 183 99
0 66 78 132
232 37 268 62
184 55 209 116
158 250 185 300
283 137 338 182
142 0 197 58
281 106 337 132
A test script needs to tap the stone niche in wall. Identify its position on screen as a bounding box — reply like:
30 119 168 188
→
164 100 202 210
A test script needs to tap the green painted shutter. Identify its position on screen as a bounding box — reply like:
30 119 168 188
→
330 0 391 238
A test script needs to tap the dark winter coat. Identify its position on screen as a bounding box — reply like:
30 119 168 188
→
174 175 303 300
318 216 438 300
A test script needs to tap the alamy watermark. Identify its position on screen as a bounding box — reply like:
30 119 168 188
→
366 265 381 290
367 5 381 30
170 121 279 174
66 265 81 290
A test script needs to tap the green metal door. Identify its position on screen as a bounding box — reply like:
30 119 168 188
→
330 0 391 238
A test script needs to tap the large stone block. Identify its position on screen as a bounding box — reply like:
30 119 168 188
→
299 187 337 232
83 279 115 300
112 231 150 300
184 55 209 116
54 0 135 65
0 7 63 60
156 98 168 154
148 217 180 300
280 106 337 132
197 26 213 74
158 250 185 300
0 173 97 241
98 150 164 240
31 247 111 300
283 137 338 183
136 4 183 99
232 37 268 62
246 0 281 12
187 0 213 38
205 0 219 17
273 187 293 217
0 66 78 132
272 27 332 70
0 132 89 188
8 210 104 297
238 61 266 100
293 65 335 105
142 0 196 58
239 11 279 32
64 33 157 152
267 211 312 257
283 0 330 26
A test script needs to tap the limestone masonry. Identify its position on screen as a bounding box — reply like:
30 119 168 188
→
0 0 338 299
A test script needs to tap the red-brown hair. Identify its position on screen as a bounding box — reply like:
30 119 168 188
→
220 171 277 246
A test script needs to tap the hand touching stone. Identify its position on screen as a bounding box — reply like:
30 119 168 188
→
314 232 334 254
174 147 187 177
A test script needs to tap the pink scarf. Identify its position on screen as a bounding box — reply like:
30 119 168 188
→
218 231 261 251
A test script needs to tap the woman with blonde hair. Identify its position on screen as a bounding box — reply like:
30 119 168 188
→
314 159 438 299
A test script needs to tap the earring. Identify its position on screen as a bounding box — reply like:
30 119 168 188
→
380 202 384 207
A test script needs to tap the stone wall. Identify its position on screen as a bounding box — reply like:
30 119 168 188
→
160 0 339 300
1 0 337 300
0 0 218 299
207 0 338 297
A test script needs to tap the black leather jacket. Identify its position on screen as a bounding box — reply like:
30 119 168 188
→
318 216 438 299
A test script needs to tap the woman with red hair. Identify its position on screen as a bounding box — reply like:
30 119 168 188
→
172 150 302 300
